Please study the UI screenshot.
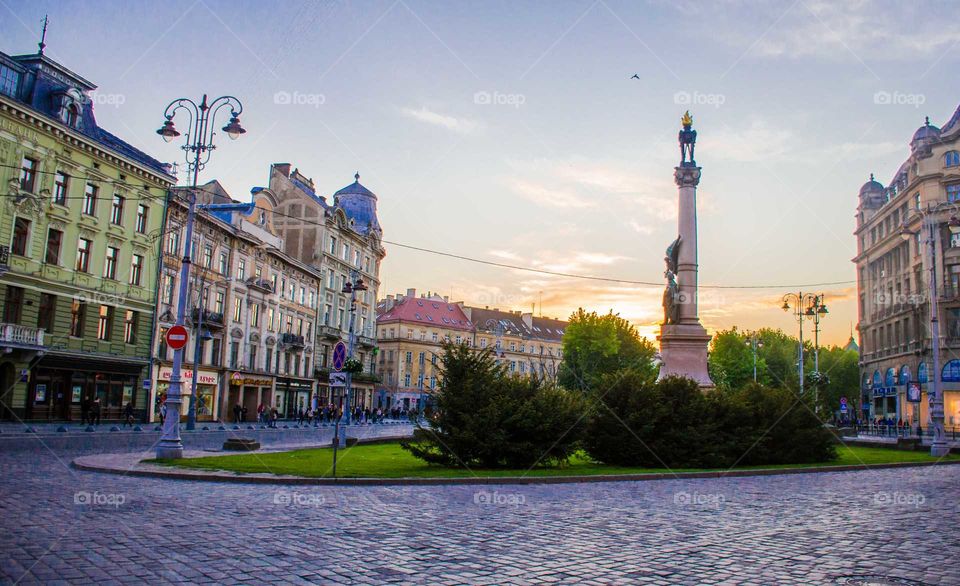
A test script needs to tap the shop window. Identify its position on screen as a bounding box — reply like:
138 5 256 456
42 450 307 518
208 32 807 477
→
3 286 24 324
11 217 30 256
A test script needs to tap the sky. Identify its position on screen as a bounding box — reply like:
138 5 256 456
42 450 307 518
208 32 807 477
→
3 0 958 346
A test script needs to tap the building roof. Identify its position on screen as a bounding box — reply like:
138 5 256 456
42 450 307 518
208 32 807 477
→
858 173 884 197
377 296 473 331
469 307 567 342
3 50 173 180
911 117 941 143
333 173 381 236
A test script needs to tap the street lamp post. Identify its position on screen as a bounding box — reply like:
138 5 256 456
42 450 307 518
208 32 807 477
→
804 295 829 413
154 94 246 459
745 334 763 383
782 292 819 397
899 203 958 457
338 272 367 447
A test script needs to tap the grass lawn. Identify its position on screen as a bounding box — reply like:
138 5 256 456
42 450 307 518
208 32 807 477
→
153 442 960 479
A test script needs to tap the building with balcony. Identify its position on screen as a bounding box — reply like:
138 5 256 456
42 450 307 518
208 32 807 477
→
854 103 960 428
268 164 385 410
464 306 566 381
0 43 173 421
151 182 321 422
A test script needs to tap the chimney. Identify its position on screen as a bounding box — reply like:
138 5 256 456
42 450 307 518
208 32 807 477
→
521 312 533 329
273 163 291 177
443 295 449 303
407 288 416 299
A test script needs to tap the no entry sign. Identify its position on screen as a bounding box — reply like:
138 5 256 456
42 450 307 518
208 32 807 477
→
166 325 189 350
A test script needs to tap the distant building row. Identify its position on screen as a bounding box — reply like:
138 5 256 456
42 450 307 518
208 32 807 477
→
376 289 567 409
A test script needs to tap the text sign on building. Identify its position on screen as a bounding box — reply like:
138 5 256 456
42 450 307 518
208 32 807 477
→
332 341 347 372
159 368 218 385
329 372 347 387
166 325 189 350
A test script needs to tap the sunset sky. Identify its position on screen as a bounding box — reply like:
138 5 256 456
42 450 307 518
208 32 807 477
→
5 1 958 346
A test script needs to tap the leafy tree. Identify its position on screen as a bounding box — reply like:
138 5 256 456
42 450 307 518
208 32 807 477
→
401 343 585 468
557 308 657 392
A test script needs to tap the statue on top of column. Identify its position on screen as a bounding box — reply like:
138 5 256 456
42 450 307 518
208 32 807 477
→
679 110 697 167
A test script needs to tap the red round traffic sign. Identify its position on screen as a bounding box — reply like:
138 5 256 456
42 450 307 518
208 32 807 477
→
166 325 189 350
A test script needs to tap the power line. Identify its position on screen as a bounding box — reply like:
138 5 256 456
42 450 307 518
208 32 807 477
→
3 164 857 290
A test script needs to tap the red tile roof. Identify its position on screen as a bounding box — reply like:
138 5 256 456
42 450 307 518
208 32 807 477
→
377 297 474 331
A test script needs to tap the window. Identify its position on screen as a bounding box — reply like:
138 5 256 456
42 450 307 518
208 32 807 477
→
251 303 260 327
238 259 246 280
37 293 55 332
3 286 24 324
166 230 180 255
103 246 119 279
76 238 92 272
97 305 113 340
418 352 425 366
218 252 228 275
135 204 148 233
110 195 125 225
404 374 411 387
130 254 144 286
0 64 19 97
82 184 98 215
53 172 69 205
264 348 273 373
946 151 960 167
294 354 301 376
329 236 336 254
64 104 80 128
19 157 37 193
948 184 960 203
124 310 138 344
211 338 222 367
249 345 258 370
268 307 275 330
283 352 291 374
70 300 85 337
11 217 30 256
203 245 213 268
234 298 242 322
230 342 239 369
214 290 225 314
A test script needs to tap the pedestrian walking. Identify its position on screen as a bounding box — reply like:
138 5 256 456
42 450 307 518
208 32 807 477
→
80 396 91 425
123 402 135 428
91 397 101 425
233 403 241 424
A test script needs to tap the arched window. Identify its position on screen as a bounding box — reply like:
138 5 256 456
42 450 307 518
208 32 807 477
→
64 103 80 128
945 151 960 168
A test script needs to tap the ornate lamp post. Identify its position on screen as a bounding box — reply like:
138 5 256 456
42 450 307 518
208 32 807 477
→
745 334 763 383
805 295 828 413
154 94 246 459
781 292 818 396
338 272 367 446
899 203 960 457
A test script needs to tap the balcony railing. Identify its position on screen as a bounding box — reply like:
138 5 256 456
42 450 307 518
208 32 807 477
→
246 277 274 293
192 308 225 329
319 325 341 339
281 333 305 348
0 324 45 347
357 334 376 347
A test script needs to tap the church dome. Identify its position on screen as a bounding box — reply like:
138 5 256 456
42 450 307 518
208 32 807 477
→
333 173 381 235
911 117 941 145
335 173 377 199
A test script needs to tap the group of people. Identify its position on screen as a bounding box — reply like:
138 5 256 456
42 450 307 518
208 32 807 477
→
79 397 138 427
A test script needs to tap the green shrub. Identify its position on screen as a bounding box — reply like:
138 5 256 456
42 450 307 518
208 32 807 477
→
401 344 586 468
583 375 836 468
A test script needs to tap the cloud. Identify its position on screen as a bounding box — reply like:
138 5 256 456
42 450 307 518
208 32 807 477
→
510 179 594 209
400 106 482 134
704 119 793 162
629 220 654 235
488 249 522 261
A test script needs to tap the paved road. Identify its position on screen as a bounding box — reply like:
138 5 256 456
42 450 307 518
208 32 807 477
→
0 438 957 585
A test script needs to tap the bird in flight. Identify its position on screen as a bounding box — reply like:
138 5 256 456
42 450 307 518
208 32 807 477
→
630 74 640 79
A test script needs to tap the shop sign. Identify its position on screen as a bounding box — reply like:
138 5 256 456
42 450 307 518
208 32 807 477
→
279 379 313 392
871 387 897 398
907 382 922 403
229 372 273 387
159 367 218 385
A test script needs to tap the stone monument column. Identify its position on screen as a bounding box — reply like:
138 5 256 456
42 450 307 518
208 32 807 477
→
658 111 714 389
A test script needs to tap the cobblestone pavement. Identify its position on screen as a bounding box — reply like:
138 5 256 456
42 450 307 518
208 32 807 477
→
0 439 958 585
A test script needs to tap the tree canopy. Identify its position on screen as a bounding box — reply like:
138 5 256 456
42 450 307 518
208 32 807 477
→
557 308 657 392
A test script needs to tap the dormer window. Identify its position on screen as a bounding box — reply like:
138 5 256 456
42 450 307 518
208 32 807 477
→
0 64 19 97
259 210 266 225
946 151 960 168
65 103 80 128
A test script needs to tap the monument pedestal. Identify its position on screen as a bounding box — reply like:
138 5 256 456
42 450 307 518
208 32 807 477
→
657 322 714 389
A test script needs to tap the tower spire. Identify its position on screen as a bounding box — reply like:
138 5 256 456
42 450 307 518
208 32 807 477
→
38 15 49 55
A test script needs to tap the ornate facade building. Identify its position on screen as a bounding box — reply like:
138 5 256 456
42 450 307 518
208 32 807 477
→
269 164 385 410
854 103 960 427
151 181 321 422
375 289 567 409
0 44 173 421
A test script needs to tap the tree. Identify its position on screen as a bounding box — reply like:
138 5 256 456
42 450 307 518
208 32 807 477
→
401 343 586 468
557 308 657 392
